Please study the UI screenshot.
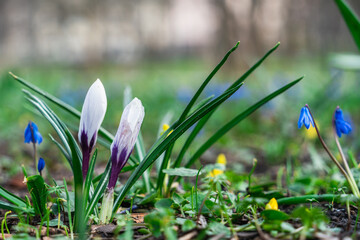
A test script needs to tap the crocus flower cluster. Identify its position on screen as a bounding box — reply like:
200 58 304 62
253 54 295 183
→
78 79 144 192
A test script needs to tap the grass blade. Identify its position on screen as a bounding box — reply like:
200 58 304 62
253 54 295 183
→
85 159 111 220
0 186 26 207
0 200 27 213
135 132 152 193
175 42 240 126
84 150 98 208
167 43 281 188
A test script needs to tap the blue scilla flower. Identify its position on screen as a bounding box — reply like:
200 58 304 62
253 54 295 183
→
37 158 45 174
298 105 314 129
24 121 43 144
334 107 352 138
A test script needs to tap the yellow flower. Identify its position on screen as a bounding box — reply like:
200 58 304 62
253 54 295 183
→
305 122 319 140
265 198 278 210
217 153 227 165
161 124 173 136
209 154 227 178
162 124 170 132
209 169 224 177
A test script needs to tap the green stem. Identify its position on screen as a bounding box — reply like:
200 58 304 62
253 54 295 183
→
334 134 360 198
305 106 349 180
99 188 114 224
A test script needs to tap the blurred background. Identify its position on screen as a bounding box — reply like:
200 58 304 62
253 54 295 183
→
1 0 360 181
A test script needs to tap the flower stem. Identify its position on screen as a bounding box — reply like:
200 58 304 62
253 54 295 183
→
29 121 37 173
305 105 349 179
99 188 114 224
334 134 360 198
32 142 37 173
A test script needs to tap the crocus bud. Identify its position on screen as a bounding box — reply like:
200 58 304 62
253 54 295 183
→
78 79 107 179
38 158 45 174
108 98 144 189
24 121 43 144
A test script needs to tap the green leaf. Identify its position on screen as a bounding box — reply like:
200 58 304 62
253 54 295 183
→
0 186 26 207
46 219 64 227
182 219 196 232
172 193 187 206
261 210 290 221
155 199 173 209
83 149 98 212
176 42 240 125
176 218 196 232
335 0 360 51
185 76 303 168
206 222 231 238
162 168 200 177
85 158 111 220
60 191 74 213
26 175 48 216
0 200 29 213
156 143 174 193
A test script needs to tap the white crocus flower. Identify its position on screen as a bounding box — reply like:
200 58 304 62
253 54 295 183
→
78 79 107 179
108 97 144 189
100 97 144 224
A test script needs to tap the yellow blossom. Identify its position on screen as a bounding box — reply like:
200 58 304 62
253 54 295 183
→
217 153 227 165
209 169 224 177
305 122 319 139
161 124 173 136
265 198 278 210
209 153 227 178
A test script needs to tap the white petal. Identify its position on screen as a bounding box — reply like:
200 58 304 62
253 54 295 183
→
79 79 107 145
111 98 145 161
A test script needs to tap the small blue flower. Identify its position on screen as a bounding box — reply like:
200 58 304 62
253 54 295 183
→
334 107 352 138
298 105 314 129
37 158 45 174
24 121 43 144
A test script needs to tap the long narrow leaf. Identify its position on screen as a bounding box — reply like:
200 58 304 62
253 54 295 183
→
135 132 151 193
156 143 174 195
85 158 111 220
49 134 71 162
335 0 360 51
84 149 98 210
0 186 26 207
185 77 303 168
167 43 281 188
0 200 27 212
175 42 239 126
66 130 85 233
